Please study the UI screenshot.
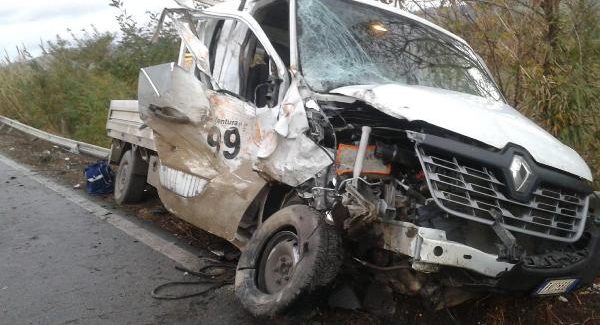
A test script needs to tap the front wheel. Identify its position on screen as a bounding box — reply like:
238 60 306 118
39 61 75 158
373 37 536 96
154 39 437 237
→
235 205 343 318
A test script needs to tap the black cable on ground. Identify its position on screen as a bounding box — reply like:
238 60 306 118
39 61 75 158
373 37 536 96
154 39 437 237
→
151 257 236 300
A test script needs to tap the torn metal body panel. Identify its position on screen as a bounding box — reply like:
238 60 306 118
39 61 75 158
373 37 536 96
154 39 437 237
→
377 220 514 277
135 6 328 240
105 0 600 315
255 134 332 186
137 62 270 240
274 80 309 138
255 80 333 186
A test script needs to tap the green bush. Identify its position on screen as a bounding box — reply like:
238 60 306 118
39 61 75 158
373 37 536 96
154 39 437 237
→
0 1 178 147
424 0 600 188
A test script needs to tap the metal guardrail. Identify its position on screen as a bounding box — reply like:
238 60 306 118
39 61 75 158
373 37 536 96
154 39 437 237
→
0 115 110 159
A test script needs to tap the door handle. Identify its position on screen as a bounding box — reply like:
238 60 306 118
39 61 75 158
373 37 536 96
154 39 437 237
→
148 104 191 124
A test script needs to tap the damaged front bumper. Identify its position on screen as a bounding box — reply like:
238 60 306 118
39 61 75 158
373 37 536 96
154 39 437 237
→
377 218 600 293
495 221 600 293
377 220 515 278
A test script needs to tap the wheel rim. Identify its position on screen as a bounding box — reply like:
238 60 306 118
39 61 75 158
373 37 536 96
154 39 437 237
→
257 231 300 294
115 160 129 197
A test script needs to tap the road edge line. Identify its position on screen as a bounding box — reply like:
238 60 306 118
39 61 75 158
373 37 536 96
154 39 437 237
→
0 153 202 271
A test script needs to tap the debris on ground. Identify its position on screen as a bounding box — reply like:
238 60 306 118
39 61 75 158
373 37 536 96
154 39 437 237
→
328 285 361 310
578 283 600 296
362 281 396 317
151 255 236 301
38 150 52 163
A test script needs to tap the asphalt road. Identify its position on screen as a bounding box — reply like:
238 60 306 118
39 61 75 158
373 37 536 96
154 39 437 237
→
0 158 259 325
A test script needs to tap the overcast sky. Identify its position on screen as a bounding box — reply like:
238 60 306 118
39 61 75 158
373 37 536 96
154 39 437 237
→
0 0 436 59
0 0 177 59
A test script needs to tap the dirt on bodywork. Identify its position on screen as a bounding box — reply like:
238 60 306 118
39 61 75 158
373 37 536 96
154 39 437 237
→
2 126 600 324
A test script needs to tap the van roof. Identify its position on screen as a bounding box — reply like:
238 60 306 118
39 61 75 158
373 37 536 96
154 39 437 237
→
207 0 469 46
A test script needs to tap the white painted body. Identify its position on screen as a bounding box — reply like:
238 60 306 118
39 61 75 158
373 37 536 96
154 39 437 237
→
105 1 596 286
332 84 593 181
193 0 595 182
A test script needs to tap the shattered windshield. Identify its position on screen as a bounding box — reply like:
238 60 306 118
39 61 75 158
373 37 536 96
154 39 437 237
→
296 0 503 100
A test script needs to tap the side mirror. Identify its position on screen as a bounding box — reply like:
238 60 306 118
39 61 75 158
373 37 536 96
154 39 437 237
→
254 77 283 108
253 58 283 108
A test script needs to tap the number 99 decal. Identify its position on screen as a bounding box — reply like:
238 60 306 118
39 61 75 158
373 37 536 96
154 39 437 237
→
207 126 241 160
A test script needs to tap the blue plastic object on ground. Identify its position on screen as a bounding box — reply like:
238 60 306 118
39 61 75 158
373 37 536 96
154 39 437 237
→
84 161 114 195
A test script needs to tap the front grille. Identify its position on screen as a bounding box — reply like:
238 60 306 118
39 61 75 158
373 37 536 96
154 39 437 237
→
417 146 589 242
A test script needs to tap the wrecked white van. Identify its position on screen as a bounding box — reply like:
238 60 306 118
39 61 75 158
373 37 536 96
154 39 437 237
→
106 0 600 317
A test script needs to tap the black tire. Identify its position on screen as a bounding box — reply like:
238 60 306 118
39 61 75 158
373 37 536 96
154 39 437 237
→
114 149 147 204
235 205 343 318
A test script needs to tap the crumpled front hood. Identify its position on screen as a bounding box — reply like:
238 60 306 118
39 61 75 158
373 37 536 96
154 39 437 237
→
331 84 593 181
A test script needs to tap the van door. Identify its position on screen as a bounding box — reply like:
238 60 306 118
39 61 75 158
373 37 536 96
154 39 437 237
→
138 13 288 241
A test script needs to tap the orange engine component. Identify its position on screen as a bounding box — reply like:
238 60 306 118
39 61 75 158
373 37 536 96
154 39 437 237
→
335 144 391 176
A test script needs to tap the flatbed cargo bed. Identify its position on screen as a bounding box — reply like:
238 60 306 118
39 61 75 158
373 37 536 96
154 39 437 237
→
106 100 156 151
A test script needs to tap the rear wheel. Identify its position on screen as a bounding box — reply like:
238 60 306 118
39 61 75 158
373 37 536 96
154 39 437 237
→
235 205 342 318
114 149 147 204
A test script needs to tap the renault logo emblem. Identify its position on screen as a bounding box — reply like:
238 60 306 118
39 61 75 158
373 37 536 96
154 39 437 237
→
509 155 533 192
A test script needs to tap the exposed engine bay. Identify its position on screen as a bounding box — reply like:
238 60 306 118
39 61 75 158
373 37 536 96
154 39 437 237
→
292 98 598 309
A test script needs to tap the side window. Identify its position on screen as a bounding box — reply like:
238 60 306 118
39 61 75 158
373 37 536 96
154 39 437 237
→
178 45 194 72
201 18 233 78
174 19 216 87
204 18 281 107
253 1 290 67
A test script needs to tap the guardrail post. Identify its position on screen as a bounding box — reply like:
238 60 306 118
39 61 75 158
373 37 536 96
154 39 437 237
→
71 143 80 154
